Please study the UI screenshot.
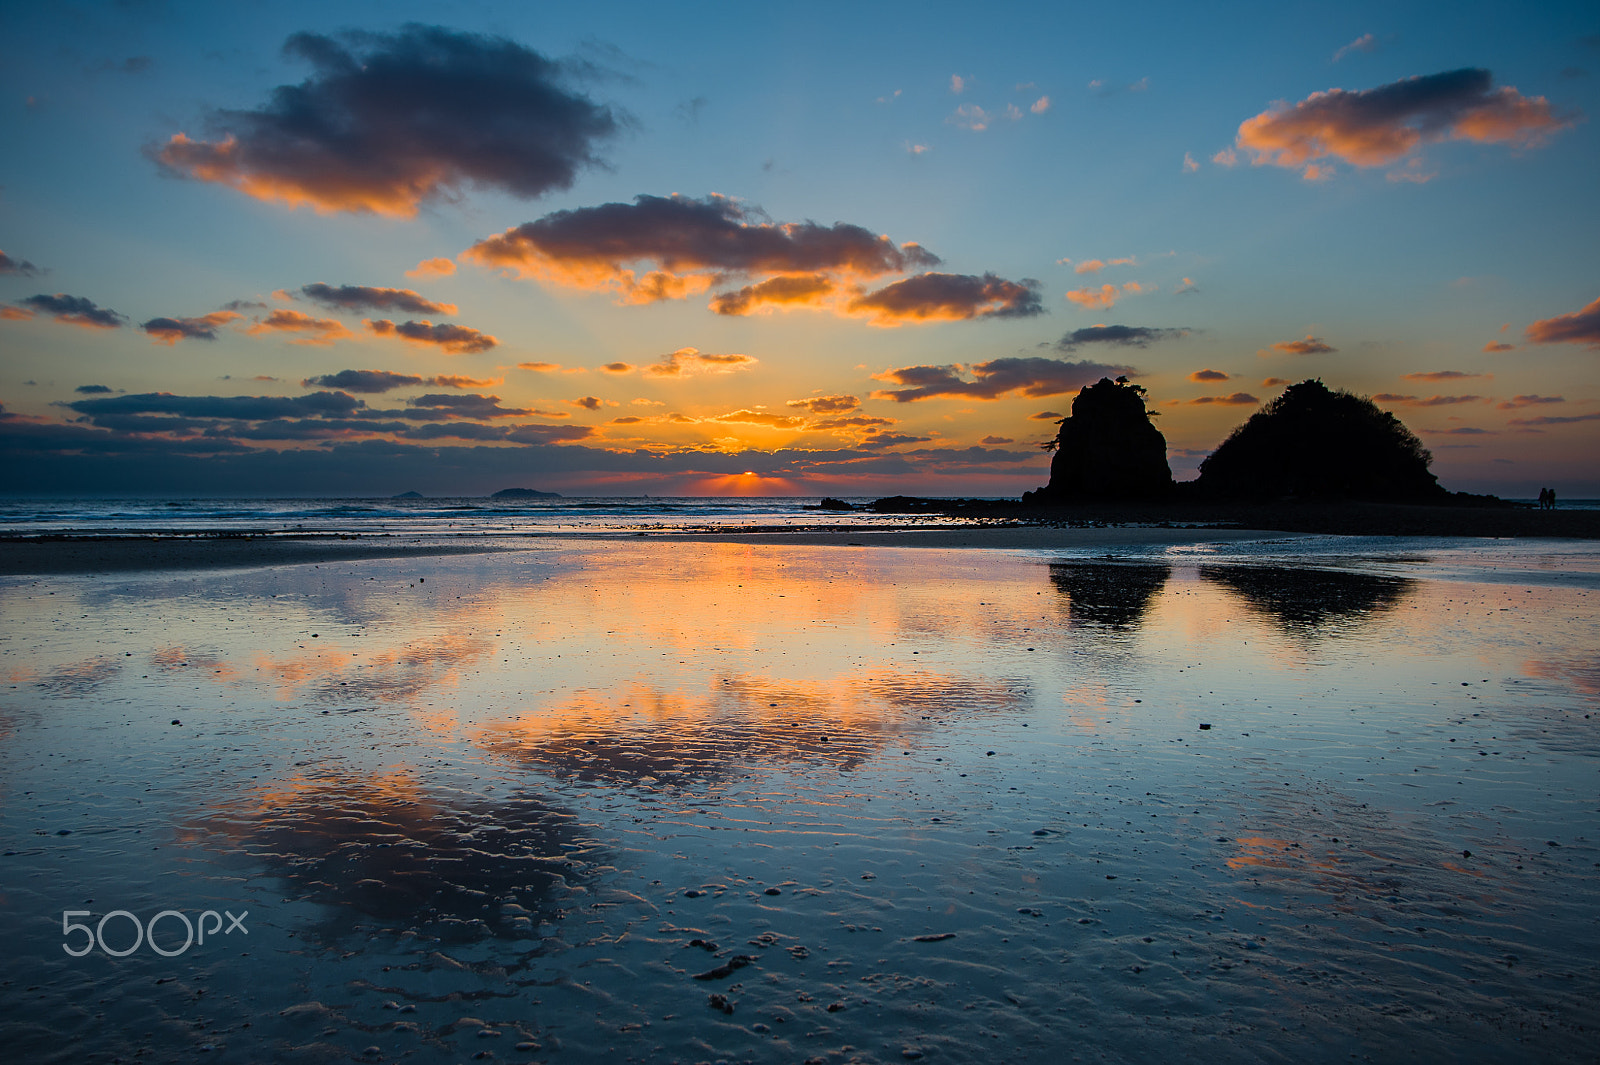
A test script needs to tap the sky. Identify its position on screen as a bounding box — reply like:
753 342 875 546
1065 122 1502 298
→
1 0 1596 498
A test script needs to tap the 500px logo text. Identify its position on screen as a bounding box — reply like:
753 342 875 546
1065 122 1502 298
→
62 909 248 957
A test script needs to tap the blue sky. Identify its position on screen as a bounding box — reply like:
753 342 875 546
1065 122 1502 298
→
1 0 1596 496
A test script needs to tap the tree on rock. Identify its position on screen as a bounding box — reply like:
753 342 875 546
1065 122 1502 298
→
1025 377 1173 502
1195 379 1444 500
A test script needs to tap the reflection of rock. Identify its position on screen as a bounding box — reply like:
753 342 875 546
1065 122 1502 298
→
1048 562 1171 630
192 774 595 941
1199 565 1412 633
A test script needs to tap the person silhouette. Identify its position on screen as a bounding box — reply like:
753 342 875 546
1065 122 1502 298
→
1538 487 1549 510
1548 487 1557 510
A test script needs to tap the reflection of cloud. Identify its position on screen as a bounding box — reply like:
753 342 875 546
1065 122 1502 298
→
190 771 593 940
1199 565 1412 634
35 655 123 696
1049 563 1170 630
255 633 494 705
481 671 1033 784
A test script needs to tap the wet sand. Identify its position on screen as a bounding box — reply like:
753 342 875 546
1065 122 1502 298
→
2 539 1598 1063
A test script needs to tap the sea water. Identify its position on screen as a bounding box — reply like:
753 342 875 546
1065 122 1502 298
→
0 534 1596 1063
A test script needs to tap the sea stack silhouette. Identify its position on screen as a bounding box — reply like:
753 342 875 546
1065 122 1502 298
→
1023 377 1173 503
1195 379 1445 499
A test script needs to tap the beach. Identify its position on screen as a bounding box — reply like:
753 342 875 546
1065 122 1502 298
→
2 524 1598 1063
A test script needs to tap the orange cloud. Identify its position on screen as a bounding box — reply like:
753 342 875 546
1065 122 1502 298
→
518 361 561 372
1372 393 1484 407
463 194 938 306
786 394 860 415
1064 281 1143 310
600 362 634 374
848 273 1042 324
1497 395 1563 409
643 347 757 378
1 306 36 321
142 310 243 344
428 374 502 389
709 274 836 316
149 27 618 216
1261 377 1291 387
711 409 808 429
1482 341 1516 352
365 318 497 354
1189 369 1230 382
1265 336 1336 356
1185 392 1258 405
17 293 126 329
245 308 352 345
1234 68 1569 180
1525 296 1600 348
1403 370 1489 381
406 257 457 279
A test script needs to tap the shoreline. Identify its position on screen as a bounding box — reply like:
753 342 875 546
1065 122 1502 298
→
1 499 1596 575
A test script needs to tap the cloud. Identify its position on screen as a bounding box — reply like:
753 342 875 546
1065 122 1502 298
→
568 395 602 411
1421 426 1495 435
149 25 618 216
609 416 643 425
301 283 457 316
981 435 1015 445
69 390 363 422
18 293 126 329
301 369 424 393
1371 393 1483 406
406 257 456 279
505 424 596 444
600 362 634 374
1032 96 1051 114
244 308 352 345
950 75 967 94
430 374 502 389
1072 256 1136 275
462 194 939 306
709 274 836 316
1175 277 1199 294
871 357 1133 402
0 306 34 321
1497 394 1563 409
1333 33 1379 62
1028 410 1063 420
948 104 991 131
809 415 895 431
1064 282 1144 309
848 273 1043 324
1189 369 1231 382
1184 392 1258 405
906 142 931 155
408 393 529 418
786 394 860 415
1265 335 1336 355
1482 341 1517 352
643 347 757 378
75 385 114 394
1403 370 1489 381
1183 152 1200 173
0 250 42 277
1056 324 1186 350
365 318 497 354
1261 377 1292 387
1234 68 1571 180
142 311 243 344
710 409 808 429
518 361 561 372
1525 296 1600 347
1506 411 1600 426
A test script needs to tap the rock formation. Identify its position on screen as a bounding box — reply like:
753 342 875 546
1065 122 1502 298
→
1195 379 1444 500
1024 377 1172 502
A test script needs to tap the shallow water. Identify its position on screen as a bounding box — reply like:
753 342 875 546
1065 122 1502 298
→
1 537 1597 1063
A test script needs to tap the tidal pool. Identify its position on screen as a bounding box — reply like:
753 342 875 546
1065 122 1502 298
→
1 538 1596 1063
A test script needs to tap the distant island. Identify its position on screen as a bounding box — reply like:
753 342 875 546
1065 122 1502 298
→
490 487 562 499
391 490 424 499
